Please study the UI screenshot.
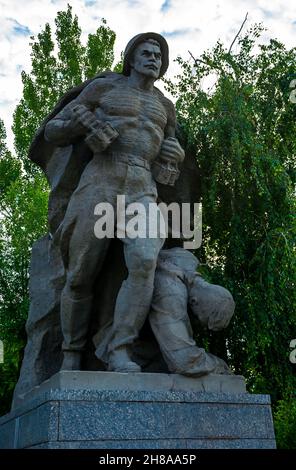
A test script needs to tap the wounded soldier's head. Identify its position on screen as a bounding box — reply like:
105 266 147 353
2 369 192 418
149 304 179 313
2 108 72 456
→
188 274 235 331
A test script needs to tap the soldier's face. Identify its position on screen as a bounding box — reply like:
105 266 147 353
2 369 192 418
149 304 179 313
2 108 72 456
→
130 42 162 79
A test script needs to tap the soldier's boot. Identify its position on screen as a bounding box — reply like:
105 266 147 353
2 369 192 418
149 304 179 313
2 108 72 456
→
108 345 141 373
61 351 82 371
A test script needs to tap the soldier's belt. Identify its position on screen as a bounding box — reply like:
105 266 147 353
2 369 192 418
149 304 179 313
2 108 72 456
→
105 152 151 171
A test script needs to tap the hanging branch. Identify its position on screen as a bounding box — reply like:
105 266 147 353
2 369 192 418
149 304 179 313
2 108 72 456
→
188 50 224 72
188 51 208 67
228 12 249 54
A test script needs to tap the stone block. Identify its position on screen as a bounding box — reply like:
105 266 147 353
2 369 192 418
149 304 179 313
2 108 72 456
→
17 402 59 449
0 371 276 449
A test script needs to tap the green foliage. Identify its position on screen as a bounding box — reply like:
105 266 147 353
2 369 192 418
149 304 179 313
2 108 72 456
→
0 340 24 416
166 24 296 445
0 7 117 414
85 18 116 78
0 118 46 412
113 51 124 74
12 4 116 175
12 22 58 169
55 6 85 89
274 394 296 449
0 119 21 193
0 171 48 412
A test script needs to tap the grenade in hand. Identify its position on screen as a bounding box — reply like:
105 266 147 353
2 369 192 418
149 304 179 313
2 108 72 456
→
151 159 180 186
71 105 119 154
152 137 182 186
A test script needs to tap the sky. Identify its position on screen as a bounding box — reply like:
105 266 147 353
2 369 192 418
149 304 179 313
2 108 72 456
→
1 0 296 150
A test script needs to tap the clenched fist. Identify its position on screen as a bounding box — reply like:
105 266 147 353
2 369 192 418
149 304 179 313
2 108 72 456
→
159 137 185 164
69 104 119 153
85 122 119 154
69 104 98 135
152 137 185 186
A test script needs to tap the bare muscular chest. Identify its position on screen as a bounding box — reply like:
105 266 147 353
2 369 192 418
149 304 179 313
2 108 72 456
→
97 85 168 130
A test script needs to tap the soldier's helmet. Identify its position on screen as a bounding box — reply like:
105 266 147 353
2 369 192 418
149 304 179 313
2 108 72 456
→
122 32 169 78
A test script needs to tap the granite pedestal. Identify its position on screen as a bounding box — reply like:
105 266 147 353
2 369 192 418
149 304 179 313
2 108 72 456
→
0 371 276 449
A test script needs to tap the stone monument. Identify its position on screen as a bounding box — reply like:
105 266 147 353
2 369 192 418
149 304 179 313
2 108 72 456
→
0 32 275 449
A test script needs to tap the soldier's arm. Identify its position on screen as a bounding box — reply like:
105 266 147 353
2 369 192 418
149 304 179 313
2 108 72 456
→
163 97 177 138
44 78 106 146
161 98 185 163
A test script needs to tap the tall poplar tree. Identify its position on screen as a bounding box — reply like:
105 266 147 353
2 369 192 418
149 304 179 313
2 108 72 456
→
12 4 116 174
0 5 117 414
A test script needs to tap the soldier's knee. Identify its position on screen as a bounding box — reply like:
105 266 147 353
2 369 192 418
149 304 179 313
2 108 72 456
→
128 252 158 277
66 271 92 299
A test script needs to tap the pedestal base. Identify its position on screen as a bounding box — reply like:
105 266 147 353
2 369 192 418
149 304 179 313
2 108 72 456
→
0 371 276 449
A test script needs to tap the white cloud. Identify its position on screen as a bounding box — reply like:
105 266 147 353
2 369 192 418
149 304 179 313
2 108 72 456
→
0 0 296 150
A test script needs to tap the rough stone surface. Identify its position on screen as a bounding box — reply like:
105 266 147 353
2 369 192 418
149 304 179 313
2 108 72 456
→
0 372 275 449
11 236 64 409
17 402 59 449
0 418 16 449
18 371 246 406
57 401 273 441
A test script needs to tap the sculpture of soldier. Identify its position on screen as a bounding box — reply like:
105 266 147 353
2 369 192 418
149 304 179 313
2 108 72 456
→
42 32 185 372
12 33 234 408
